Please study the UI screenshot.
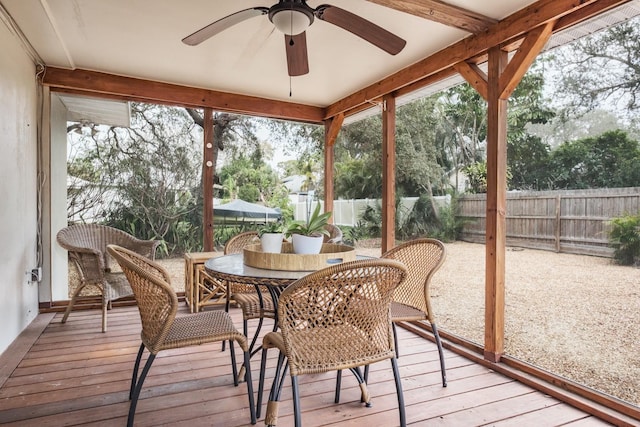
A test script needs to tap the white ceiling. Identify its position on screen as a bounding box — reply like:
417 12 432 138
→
2 0 539 108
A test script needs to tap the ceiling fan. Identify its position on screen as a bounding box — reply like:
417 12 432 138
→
182 0 406 77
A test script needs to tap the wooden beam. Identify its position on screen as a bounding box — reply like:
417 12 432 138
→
366 0 496 34
325 0 628 119
484 46 508 363
454 61 488 100
325 113 344 146
393 67 457 98
323 119 336 218
42 67 325 124
499 21 555 99
203 109 215 252
381 95 396 254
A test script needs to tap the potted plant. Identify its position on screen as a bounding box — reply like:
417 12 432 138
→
258 219 285 253
286 204 332 254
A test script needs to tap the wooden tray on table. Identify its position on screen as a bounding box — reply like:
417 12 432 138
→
243 243 356 271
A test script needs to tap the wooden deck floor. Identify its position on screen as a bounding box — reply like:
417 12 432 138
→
0 305 617 426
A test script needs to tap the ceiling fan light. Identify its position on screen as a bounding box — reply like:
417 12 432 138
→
271 9 312 35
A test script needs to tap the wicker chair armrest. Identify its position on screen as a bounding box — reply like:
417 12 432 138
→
69 248 105 282
122 238 162 259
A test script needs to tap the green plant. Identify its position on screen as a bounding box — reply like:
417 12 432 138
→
258 219 286 237
285 204 331 237
609 214 640 265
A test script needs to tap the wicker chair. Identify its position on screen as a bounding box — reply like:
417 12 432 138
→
56 224 161 332
323 223 343 244
382 238 447 386
106 245 256 427
257 259 408 427
221 231 276 356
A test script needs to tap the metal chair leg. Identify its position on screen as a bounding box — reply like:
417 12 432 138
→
242 347 257 424
130 344 145 400
128 353 156 427
432 323 447 387
391 357 406 427
291 375 302 427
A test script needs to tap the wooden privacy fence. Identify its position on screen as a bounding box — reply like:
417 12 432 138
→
458 187 640 257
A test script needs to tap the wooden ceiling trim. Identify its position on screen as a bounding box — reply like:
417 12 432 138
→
499 21 555 99
365 0 497 34
393 67 457 98
325 0 628 120
42 67 325 124
453 62 488 100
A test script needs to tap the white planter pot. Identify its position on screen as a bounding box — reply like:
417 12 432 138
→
260 233 284 253
291 234 324 254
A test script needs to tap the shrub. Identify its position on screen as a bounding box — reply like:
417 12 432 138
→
608 214 640 266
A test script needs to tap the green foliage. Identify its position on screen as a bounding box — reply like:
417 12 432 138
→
258 219 286 237
218 154 283 203
462 162 488 193
342 222 365 246
285 203 331 237
608 214 640 266
548 130 640 189
431 196 468 242
359 203 384 238
214 226 244 249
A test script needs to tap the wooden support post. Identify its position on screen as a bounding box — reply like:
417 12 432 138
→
381 95 396 254
455 23 555 363
484 46 508 363
203 108 215 252
324 114 343 219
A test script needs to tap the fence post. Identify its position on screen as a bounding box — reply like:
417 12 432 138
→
554 195 561 252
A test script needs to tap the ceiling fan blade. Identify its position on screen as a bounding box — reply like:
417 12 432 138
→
285 33 309 76
182 7 269 46
315 5 406 55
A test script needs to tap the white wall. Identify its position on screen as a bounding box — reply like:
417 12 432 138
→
41 93 69 303
0 18 41 353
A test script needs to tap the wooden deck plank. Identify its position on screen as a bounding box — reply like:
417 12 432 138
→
0 305 624 427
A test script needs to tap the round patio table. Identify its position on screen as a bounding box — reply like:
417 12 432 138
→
204 253 372 357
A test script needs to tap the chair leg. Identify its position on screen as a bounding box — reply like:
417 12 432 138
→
229 340 239 386
432 323 447 387
101 290 108 333
61 282 88 324
242 346 257 425
128 352 156 427
334 370 342 403
349 367 370 405
130 344 145 399
390 357 407 427
257 345 269 418
291 375 302 427
265 353 287 427
222 282 231 352
392 322 400 357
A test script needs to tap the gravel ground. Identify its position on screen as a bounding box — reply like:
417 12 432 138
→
90 240 639 407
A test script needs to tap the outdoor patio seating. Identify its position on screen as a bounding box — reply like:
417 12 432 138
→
257 258 408 427
56 224 161 332
221 231 276 356
107 244 256 427
382 238 447 386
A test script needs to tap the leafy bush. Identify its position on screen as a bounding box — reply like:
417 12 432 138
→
608 214 640 265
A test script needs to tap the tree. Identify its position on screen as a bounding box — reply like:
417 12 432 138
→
217 153 282 204
505 68 555 190
548 130 640 189
548 17 640 120
66 102 263 255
